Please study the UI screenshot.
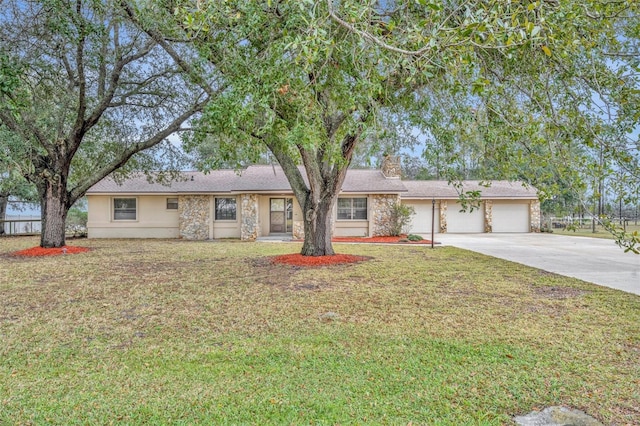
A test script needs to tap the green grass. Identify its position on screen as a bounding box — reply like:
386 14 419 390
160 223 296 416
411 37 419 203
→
553 223 640 240
1 237 639 425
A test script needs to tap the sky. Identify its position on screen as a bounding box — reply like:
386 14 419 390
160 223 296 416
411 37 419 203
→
6 201 40 216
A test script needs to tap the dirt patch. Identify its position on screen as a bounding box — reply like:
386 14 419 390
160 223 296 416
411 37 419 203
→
271 253 370 267
533 286 589 299
11 246 91 257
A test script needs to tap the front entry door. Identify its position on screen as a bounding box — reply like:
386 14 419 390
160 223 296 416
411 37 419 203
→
270 198 293 233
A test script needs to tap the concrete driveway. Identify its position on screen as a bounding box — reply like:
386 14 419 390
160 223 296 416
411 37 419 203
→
435 233 640 296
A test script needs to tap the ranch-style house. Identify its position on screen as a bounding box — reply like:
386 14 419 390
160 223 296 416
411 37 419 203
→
86 158 540 240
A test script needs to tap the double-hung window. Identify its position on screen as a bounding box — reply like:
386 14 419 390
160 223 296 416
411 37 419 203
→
113 198 137 220
215 197 237 221
337 198 367 220
166 198 178 210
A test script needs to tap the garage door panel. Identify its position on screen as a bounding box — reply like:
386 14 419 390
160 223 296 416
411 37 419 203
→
447 202 484 233
404 201 439 234
492 203 529 233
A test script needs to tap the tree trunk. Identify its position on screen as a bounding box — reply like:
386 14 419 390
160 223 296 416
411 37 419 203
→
0 193 7 236
300 196 335 256
39 179 70 248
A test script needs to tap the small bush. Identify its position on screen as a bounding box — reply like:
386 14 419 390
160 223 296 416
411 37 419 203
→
380 203 416 236
407 234 423 241
66 207 88 237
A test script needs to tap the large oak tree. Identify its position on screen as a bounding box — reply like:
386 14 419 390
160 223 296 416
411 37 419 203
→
145 0 552 256
0 0 209 247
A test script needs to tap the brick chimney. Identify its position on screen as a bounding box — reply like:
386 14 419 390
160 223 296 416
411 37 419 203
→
381 155 401 179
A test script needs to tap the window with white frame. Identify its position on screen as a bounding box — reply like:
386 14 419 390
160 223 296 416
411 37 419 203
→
166 197 178 210
215 197 237 221
337 197 367 220
113 198 137 220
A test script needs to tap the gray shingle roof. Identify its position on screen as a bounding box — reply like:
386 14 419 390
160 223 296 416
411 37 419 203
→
401 180 538 199
87 170 240 194
87 167 537 199
87 166 407 194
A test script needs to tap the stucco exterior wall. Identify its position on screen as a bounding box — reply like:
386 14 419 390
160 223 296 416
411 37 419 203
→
87 195 180 238
89 191 539 239
334 220 368 237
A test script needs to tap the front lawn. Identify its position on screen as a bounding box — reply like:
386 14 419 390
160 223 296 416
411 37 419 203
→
1 238 638 425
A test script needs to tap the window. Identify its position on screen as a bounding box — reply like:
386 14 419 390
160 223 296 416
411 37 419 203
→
337 198 367 220
113 198 137 220
215 197 237 221
166 198 178 210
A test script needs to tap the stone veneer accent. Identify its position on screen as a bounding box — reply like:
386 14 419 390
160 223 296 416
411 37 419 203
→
381 155 402 178
371 194 400 236
530 200 541 232
293 221 304 240
178 195 210 240
439 201 447 233
241 194 260 241
484 200 493 233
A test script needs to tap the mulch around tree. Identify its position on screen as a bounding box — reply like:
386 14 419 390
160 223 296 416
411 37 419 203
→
271 253 370 267
11 246 91 257
274 236 436 266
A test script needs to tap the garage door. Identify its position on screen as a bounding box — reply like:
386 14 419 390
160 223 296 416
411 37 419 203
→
404 201 439 234
447 202 485 233
492 202 530 233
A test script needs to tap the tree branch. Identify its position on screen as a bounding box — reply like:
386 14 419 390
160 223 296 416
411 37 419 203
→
120 1 217 98
69 95 209 203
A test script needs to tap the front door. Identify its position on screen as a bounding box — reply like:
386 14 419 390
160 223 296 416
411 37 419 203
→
270 198 293 234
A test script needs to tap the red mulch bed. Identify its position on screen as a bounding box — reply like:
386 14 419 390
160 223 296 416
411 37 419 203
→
332 236 433 244
11 246 91 257
271 253 369 267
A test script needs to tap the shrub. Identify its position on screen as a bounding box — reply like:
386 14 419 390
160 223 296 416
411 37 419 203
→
407 234 423 241
380 203 415 236
66 207 88 237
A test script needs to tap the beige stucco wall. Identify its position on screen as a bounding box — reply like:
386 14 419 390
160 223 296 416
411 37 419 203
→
334 220 369 237
88 194 245 239
87 195 180 238
89 192 538 239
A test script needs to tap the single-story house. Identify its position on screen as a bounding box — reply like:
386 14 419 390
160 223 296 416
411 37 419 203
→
86 158 540 240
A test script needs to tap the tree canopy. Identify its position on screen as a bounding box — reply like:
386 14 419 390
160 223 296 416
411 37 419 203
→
324 0 639 250
2 0 637 252
0 0 208 247
134 0 559 255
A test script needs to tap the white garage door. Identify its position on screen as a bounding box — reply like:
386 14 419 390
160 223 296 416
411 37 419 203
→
447 202 485 233
492 202 530 233
404 201 440 234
